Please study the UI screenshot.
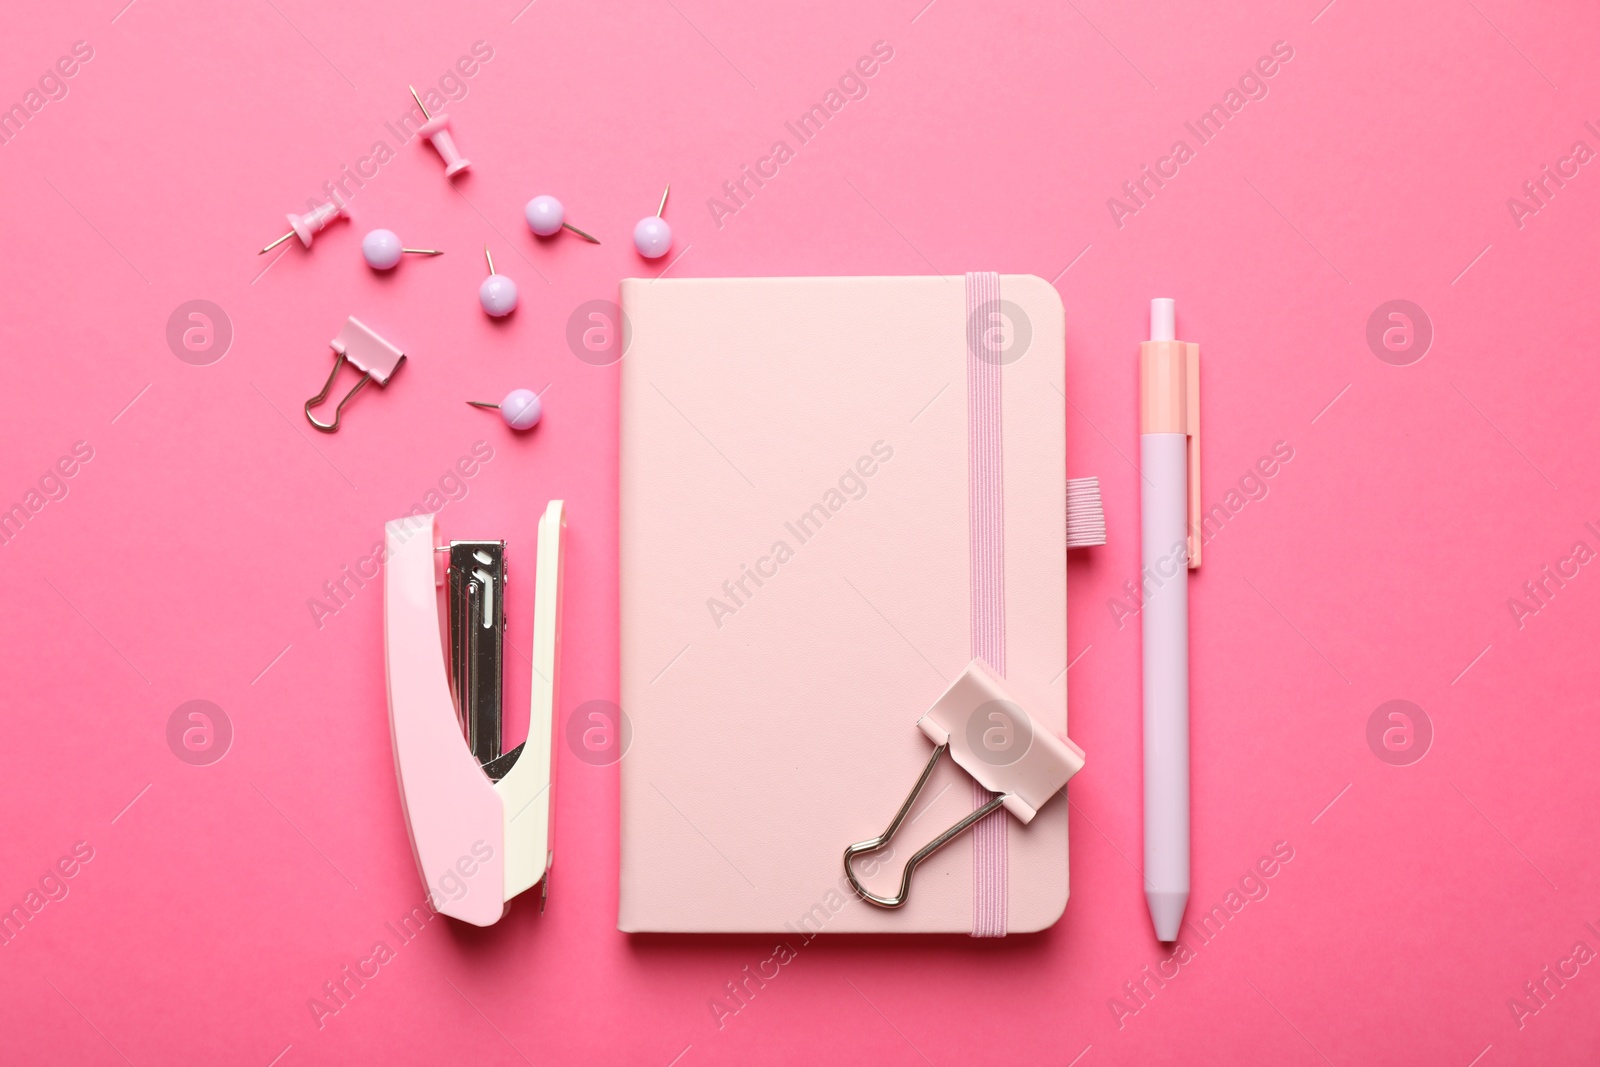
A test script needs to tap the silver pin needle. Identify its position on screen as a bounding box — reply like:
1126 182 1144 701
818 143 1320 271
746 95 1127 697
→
402 248 444 256
484 245 495 275
260 231 295 255
561 222 600 243
409 84 431 121
657 184 670 217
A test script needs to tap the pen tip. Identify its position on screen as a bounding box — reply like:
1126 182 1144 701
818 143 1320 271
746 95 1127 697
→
1146 890 1187 941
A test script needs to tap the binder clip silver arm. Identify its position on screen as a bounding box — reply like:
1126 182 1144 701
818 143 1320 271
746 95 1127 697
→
843 744 1008 909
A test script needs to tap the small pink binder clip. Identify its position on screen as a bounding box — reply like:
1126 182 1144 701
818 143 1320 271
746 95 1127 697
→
410 85 471 178
384 503 566 924
844 659 1085 908
258 199 350 254
304 317 406 433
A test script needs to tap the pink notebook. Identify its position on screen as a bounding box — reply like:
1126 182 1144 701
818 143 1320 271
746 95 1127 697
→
619 274 1071 934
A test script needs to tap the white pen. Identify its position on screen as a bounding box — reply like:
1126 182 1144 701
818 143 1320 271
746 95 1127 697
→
1139 297 1200 941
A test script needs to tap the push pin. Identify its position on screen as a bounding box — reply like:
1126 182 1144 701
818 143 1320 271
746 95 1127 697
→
478 247 518 317
259 199 350 254
362 229 443 270
304 317 406 433
411 85 471 178
633 184 672 259
468 388 541 430
524 196 600 243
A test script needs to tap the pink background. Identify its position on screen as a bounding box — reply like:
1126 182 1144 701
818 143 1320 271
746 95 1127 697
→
2 0 1598 1063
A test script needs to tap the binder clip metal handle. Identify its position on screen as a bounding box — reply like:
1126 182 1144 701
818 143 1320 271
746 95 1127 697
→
844 659 1086 910
305 316 406 433
844 743 1009 908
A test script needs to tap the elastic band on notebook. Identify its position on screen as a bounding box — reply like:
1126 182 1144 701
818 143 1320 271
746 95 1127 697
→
965 270 1008 938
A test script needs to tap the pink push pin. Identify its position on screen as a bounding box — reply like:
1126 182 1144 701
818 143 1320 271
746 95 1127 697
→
478 246 518 317
524 196 600 243
259 199 350 254
361 229 443 270
410 85 471 178
467 388 541 430
633 184 672 259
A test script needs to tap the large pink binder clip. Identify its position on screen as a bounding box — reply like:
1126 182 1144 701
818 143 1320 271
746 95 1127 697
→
384 503 566 925
844 659 1085 908
304 317 407 433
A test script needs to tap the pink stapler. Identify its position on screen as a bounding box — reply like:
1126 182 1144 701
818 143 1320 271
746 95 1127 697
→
383 502 566 925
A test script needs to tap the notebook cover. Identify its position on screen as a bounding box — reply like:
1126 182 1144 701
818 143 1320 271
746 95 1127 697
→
618 275 1068 933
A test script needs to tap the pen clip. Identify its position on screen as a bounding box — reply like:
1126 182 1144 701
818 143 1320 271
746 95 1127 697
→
1185 342 1201 569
